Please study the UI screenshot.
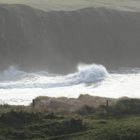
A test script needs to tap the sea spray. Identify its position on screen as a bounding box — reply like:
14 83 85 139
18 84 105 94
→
0 64 108 89
0 64 140 105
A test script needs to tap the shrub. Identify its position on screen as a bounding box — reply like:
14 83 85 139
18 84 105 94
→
77 105 96 115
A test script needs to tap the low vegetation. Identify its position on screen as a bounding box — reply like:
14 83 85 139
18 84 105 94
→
0 97 139 140
0 111 87 140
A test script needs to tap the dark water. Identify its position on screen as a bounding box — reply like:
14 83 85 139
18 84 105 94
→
0 5 140 73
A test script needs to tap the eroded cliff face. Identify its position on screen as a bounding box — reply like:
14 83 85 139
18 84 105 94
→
0 4 140 73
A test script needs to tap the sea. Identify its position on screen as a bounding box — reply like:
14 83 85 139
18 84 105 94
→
0 63 139 105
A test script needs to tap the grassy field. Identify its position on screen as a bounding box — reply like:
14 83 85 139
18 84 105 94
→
0 97 139 139
69 115 140 140
0 107 139 140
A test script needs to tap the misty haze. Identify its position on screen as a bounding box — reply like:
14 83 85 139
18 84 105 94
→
0 1 140 140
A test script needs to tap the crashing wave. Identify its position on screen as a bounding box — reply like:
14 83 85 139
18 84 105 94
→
0 64 108 89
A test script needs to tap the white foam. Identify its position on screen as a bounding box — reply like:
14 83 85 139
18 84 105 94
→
0 64 108 89
0 64 140 105
91 73 140 99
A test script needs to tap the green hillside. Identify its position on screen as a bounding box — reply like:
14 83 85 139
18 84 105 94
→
0 110 139 140
0 98 139 139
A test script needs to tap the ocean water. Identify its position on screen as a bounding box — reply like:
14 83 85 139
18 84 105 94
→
0 64 140 105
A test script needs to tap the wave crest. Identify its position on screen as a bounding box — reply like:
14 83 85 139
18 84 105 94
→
76 63 108 83
0 64 108 89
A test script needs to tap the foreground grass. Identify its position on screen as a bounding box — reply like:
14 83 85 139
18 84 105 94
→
69 115 140 140
0 108 139 140
0 111 86 140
